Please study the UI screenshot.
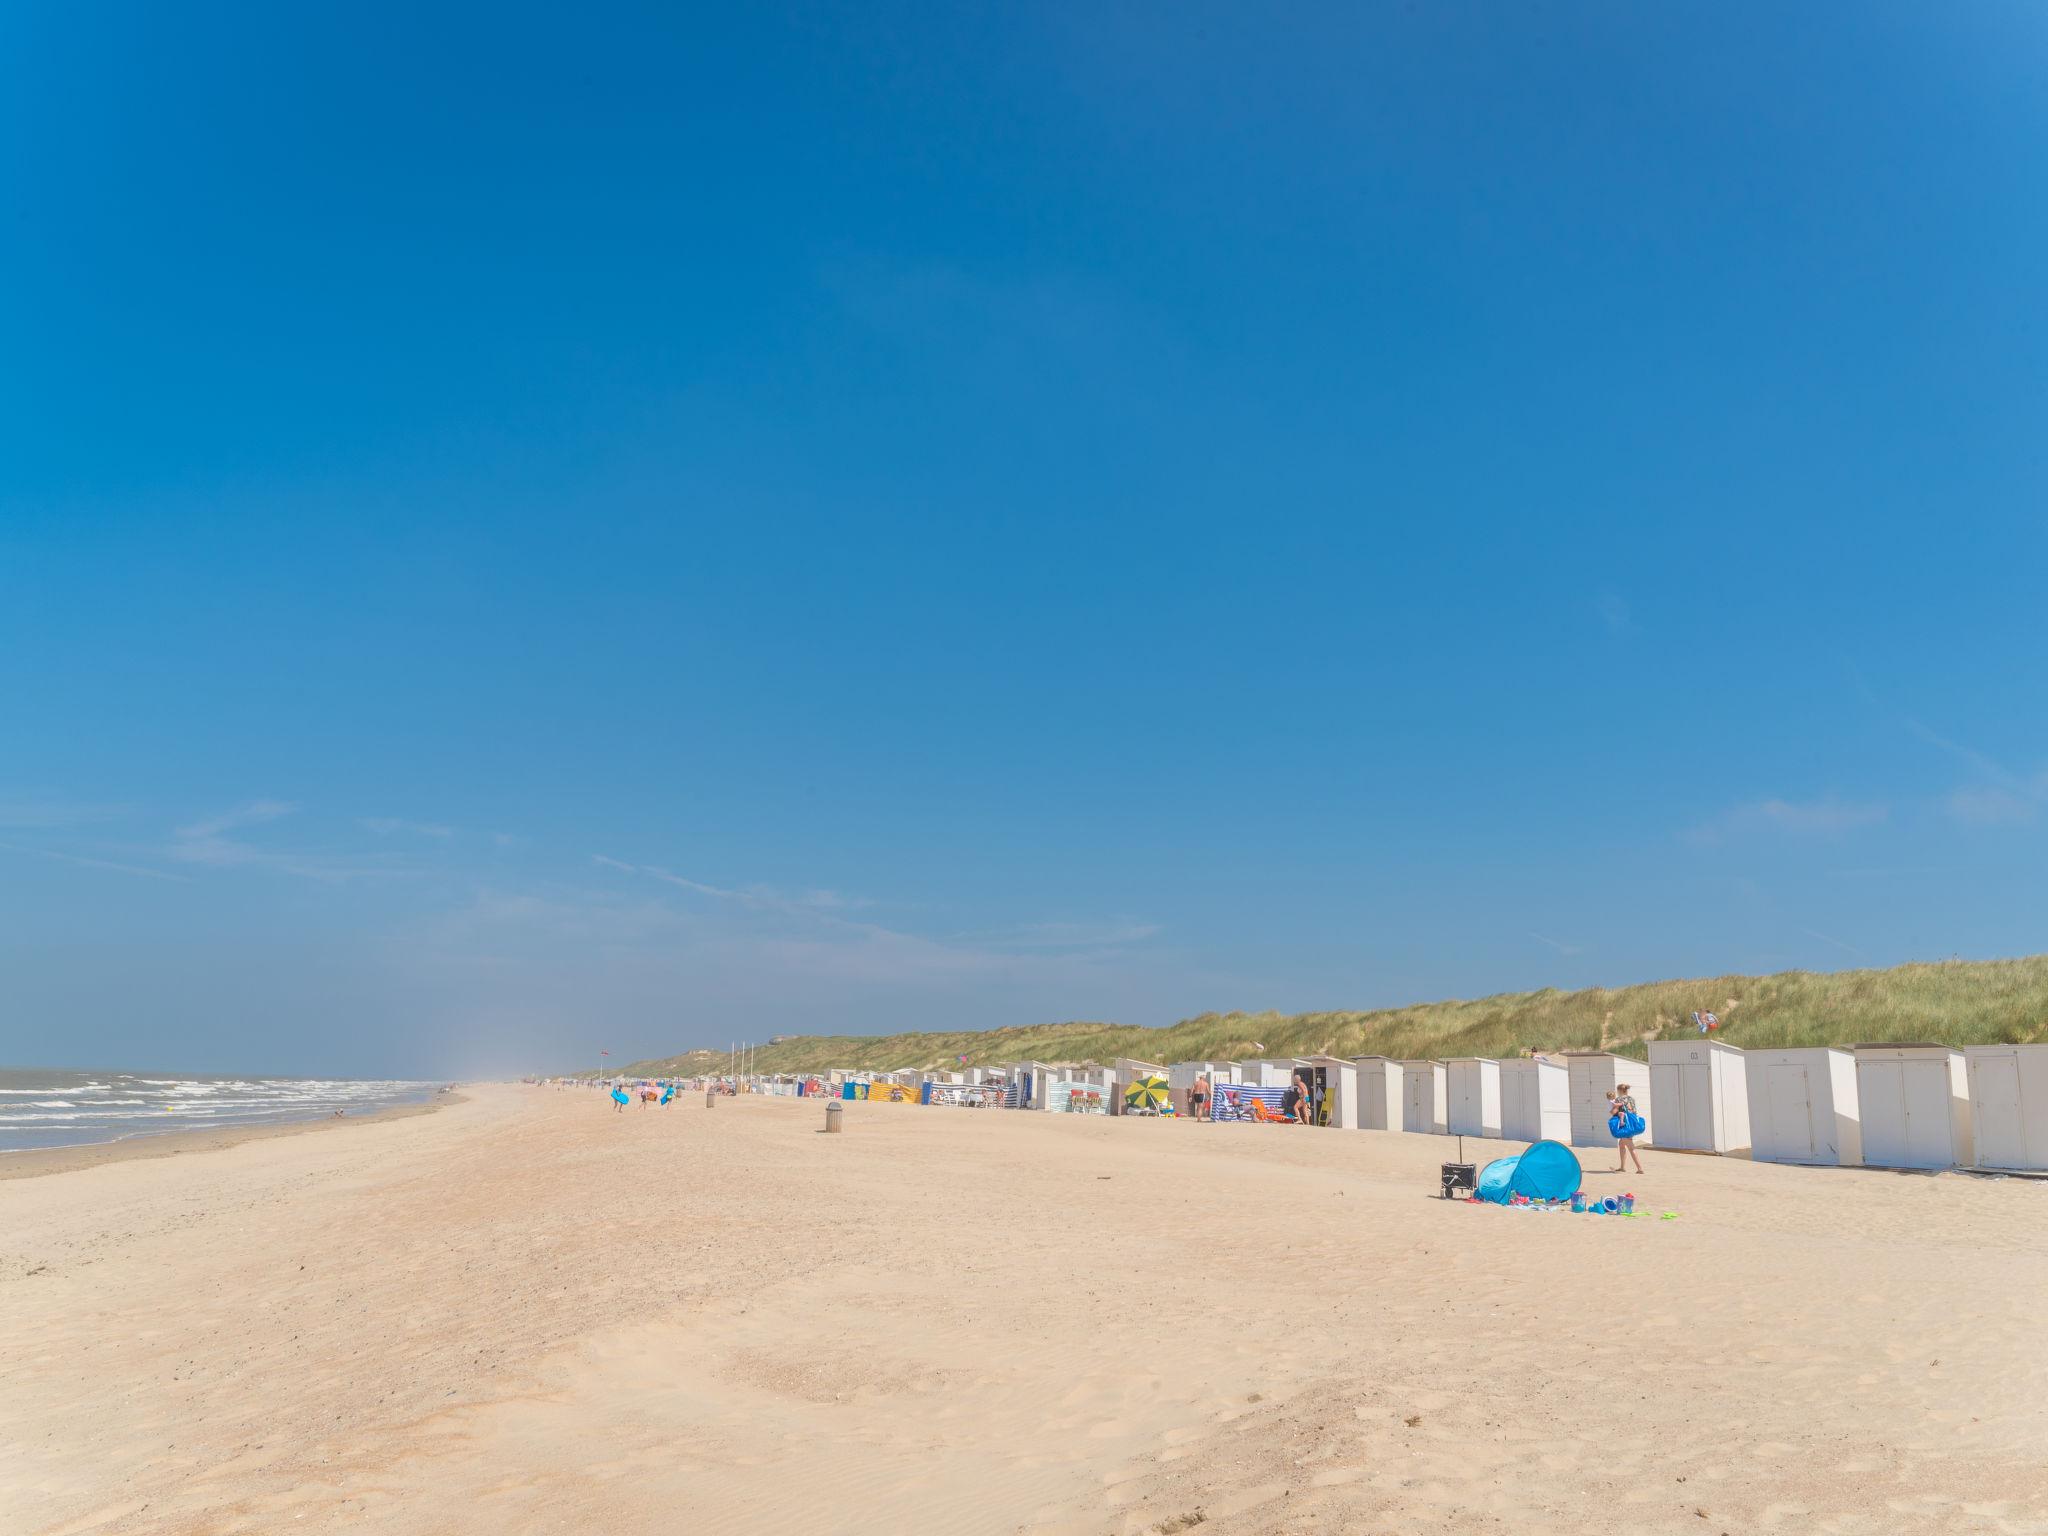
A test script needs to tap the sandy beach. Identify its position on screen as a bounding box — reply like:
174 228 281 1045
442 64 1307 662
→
4 1086 2046 1535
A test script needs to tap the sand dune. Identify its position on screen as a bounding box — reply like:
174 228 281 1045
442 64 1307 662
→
3 1086 2046 1534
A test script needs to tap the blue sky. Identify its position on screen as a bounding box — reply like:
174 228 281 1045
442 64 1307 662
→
4 3 2046 1076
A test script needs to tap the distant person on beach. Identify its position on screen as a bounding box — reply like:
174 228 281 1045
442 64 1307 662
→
1189 1076 1209 1121
1282 1070 1310 1124
1609 1084 1645 1174
610 1086 630 1112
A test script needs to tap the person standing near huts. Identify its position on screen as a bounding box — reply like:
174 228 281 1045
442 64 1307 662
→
1189 1074 1210 1122
1609 1082 1645 1174
1284 1069 1312 1124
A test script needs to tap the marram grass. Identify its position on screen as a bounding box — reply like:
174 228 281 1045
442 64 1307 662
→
611 954 2048 1077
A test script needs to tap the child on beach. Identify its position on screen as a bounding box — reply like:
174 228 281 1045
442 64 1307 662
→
1609 1083 1645 1174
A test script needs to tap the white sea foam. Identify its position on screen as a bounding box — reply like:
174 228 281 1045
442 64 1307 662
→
0 1072 435 1152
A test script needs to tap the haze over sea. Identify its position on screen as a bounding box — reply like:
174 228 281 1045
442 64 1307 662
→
0 1070 435 1153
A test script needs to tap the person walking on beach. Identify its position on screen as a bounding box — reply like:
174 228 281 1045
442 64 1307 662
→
610 1085 630 1112
1284 1069 1312 1124
1609 1083 1645 1174
1189 1075 1209 1122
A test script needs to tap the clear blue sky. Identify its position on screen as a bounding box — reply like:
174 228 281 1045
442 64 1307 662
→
4 3 2046 1077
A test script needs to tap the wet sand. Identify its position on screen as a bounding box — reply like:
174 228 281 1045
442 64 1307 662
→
3 1084 2046 1534
0 1096 456 1183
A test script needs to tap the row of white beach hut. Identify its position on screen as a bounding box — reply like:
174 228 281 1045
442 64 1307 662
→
1161 1042 2047 1174
815 1040 2048 1172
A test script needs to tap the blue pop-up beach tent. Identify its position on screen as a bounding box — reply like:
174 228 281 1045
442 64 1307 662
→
1476 1139 1582 1203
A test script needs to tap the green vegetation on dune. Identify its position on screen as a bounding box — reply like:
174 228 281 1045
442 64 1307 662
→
609 954 2048 1078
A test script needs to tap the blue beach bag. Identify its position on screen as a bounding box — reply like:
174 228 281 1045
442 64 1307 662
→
1609 1110 1646 1139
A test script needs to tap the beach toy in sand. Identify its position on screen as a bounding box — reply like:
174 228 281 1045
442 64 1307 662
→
1570 1191 1587 1212
1621 1193 1635 1213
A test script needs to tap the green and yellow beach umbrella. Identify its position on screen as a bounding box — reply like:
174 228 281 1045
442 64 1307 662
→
1123 1074 1170 1113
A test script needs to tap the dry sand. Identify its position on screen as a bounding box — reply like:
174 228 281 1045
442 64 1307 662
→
3 1085 2046 1535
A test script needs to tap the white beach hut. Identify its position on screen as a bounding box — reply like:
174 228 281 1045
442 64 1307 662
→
1169 1060 1237 1118
1854 1044 1971 1171
1238 1060 1295 1089
1648 1039 1751 1154
1964 1044 2048 1172
1351 1056 1403 1131
1445 1058 1503 1138
1563 1051 1653 1148
1398 1061 1447 1135
1009 1062 1055 1111
1744 1047 1860 1166
1499 1057 1570 1144
1304 1055 1360 1129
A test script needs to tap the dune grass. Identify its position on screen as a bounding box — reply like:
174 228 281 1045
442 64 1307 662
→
612 954 2048 1077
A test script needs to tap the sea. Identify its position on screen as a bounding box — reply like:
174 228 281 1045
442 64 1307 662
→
0 1069 441 1153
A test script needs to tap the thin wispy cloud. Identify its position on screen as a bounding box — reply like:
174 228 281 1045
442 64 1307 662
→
1529 931 1585 957
171 800 300 867
1895 718 2046 829
592 855 868 916
360 817 455 839
1801 927 1866 959
0 796 131 830
588 854 1156 985
1685 795 1889 846
1906 719 2017 789
0 840 191 882
956 920 1162 950
1759 797 1889 834
1594 589 1633 635
1944 784 2041 828
169 801 409 882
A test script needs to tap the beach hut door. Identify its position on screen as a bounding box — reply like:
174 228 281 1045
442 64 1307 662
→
1901 1060 1951 1167
1866 1059 1951 1168
1764 1064 1812 1160
1503 1070 1530 1135
1972 1052 2022 1169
